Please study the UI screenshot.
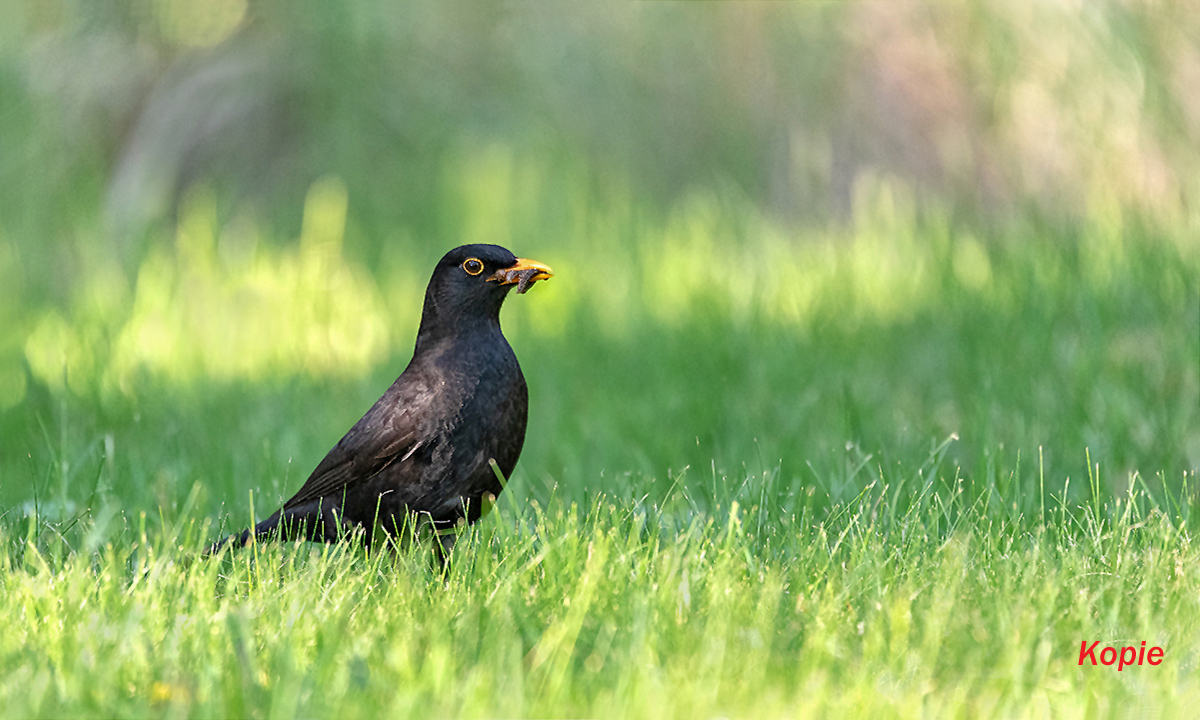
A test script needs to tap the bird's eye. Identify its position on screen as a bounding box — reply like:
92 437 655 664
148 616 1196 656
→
462 258 484 276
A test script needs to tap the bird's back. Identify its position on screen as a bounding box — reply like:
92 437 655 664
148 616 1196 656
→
243 325 526 546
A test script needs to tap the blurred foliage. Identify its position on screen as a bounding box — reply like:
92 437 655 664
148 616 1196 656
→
3 159 1195 521
0 0 1197 517
3 0 1198 242
23 178 390 398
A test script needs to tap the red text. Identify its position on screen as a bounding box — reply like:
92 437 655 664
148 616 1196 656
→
1078 641 1163 670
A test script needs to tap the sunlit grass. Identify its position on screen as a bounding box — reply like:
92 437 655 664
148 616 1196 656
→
24 179 393 397
4 458 1200 718
20 153 1195 405
2 145 1198 718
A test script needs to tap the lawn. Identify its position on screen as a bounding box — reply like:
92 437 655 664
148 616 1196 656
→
2 163 1197 717
2 3 1199 717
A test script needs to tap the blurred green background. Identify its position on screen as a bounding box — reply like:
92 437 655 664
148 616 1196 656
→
1 0 1197 531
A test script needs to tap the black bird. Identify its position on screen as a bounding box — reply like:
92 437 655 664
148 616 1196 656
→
211 244 553 556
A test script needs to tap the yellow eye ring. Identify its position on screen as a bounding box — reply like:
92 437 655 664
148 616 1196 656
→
462 258 484 276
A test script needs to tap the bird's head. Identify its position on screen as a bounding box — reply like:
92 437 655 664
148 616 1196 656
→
417 244 554 341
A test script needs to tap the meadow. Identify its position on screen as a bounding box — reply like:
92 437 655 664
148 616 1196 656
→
3 2 1200 718
2 154 1198 717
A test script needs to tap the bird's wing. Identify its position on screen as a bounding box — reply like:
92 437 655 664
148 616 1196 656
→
281 386 428 510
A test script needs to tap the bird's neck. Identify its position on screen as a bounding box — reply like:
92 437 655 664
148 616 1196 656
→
414 311 503 353
414 280 507 349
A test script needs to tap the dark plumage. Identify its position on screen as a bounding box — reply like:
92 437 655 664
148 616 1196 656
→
211 244 553 556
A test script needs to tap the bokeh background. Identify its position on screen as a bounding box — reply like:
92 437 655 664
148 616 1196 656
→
1 0 1197 530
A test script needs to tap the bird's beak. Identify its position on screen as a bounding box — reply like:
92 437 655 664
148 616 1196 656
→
489 258 555 294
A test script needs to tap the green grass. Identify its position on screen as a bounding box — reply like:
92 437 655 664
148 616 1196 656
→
4 452 1200 717
3 167 1198 717
3 3 1199 716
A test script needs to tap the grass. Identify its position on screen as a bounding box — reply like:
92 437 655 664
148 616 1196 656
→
2 158 1198 717
3 3 1199 715
4 452 1200 717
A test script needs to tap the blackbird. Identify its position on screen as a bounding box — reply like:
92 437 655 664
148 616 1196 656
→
211 244 553 555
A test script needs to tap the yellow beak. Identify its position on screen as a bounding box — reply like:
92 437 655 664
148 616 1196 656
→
489 257 555 293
